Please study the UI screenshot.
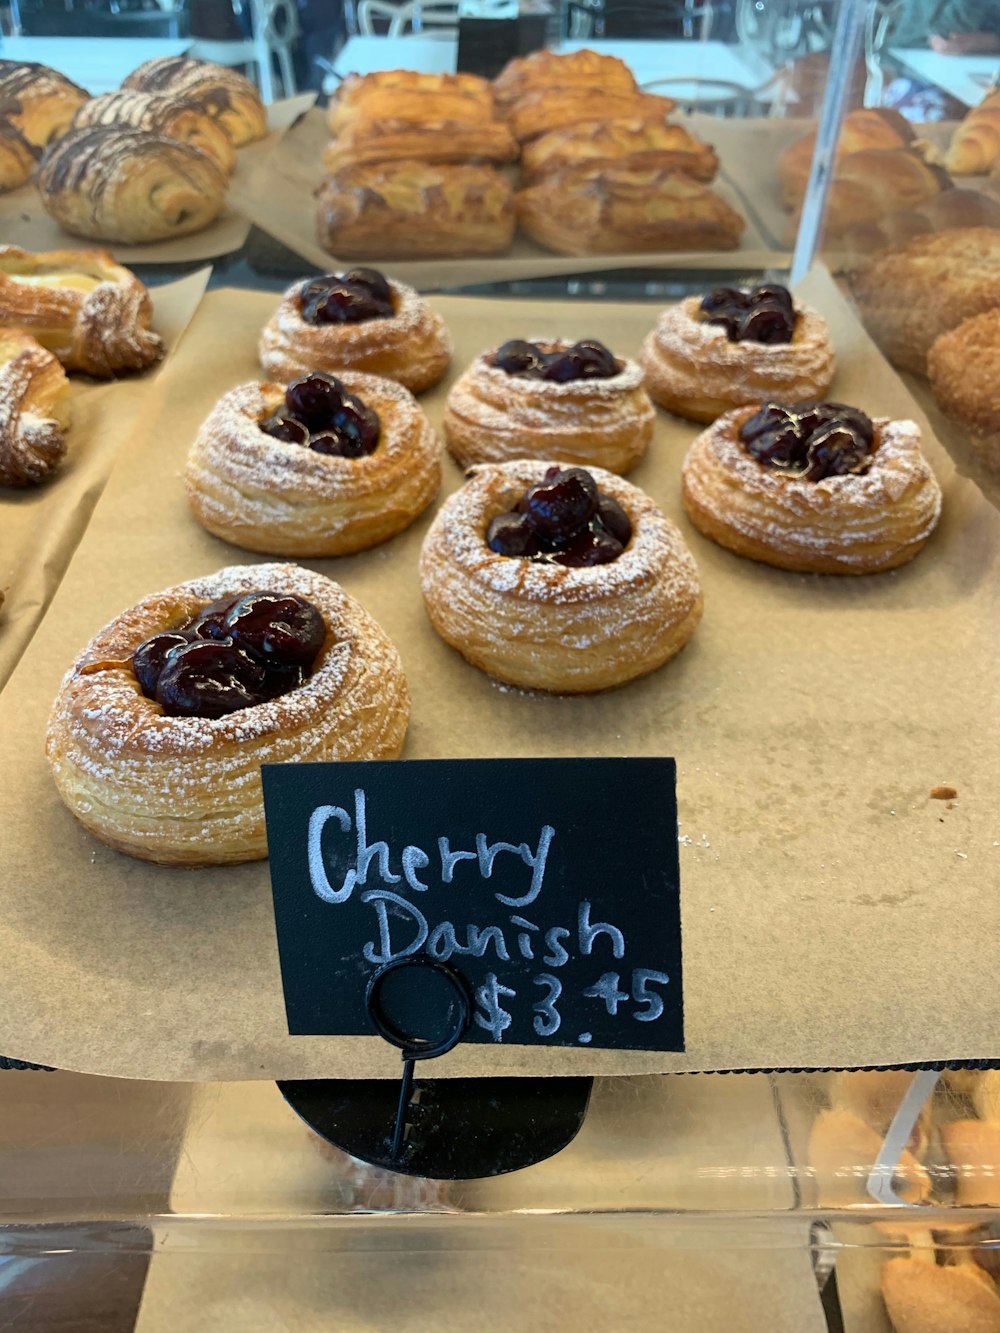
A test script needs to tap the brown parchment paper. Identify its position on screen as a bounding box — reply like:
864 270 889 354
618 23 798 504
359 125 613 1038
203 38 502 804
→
132 1076 824 1333
0 268 210 692
229 106 786 288
0 267 998 1083
0 94 316 265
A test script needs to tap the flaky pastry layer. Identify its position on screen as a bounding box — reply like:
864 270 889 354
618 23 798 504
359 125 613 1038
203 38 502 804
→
420 459 703 692
493 48 638 111
444 345 654 473
259 275 451 393
0 329 70 486
323 117 518 170
122 56 266 146
186 371 441 556
928 307 1000 466
0 125 34 191
46 562 410 866
640 297 835 423
326 71 494 134
72 91 237 175
316 159 515 259
0 59 87 152
521 116 718 182
681 407 942 574
0 243 164 377
507 88 675 143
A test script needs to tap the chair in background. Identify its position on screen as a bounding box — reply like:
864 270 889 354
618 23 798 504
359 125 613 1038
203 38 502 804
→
6 0 190 38
355 0 459 38
188 0 299 98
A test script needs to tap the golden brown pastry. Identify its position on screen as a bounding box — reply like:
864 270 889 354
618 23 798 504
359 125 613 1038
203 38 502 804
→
839 186 1000 262
0 60 87 153
681 402 942 574
316 160 515 260
849 228 1000 376
945 89 1000 176
72 90 237 175
326 70 494 135
121 56 266 146
37 125 228 245
258 269 451 394
517 161 744 256
640 286 835 424
928 308 1000 466
444 338 654 473
777 107 914 209
323 117 518 171
0 244 164 377
522 116 718 183
0 330 70 487
186 371 440 557
882 1256 1000 1333
940 1118 1000 1207
493 48 638 111
46 562 410 866
0 120 34 191
812 149 951 242
507 88 675 144
420 460 703 693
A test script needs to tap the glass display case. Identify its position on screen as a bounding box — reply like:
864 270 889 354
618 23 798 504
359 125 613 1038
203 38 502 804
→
1 3 998 1330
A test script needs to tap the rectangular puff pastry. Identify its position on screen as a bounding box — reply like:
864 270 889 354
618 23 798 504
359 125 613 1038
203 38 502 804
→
316 160 515 259
517 162 745 256
323 118 518 171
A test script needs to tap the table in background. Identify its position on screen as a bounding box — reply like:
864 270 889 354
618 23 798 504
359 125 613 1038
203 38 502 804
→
332 33 457 78
0 35 191 92
888 46 999 107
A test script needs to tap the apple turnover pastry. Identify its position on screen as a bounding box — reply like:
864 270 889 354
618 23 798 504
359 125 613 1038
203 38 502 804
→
327 71 494 134
517 161 744 256
316 160 515 259
420 461 703 692
322 117 518 171
46 563 410 866
259 267 450 392
122 56 267 146
681 401 942 574
0 244 164 377
0 60 87 153
186 370 440 556
493 48 638 111
640 283 835 423
445 337 654 473
522 116 719 183
71 90 237 175
0 330 70 487
507 88 675 144
38 125 228 244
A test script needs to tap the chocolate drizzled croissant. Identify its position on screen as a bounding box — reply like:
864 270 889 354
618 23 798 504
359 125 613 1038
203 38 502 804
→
0 60 87 153
122 56 267 146
72 91 236 175
38 125 228 244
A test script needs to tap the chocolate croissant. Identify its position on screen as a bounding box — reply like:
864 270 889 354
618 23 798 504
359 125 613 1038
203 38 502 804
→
0 121 34 192
38 125 228 244
72 90 236 175
0 60 87 153
0 330 70 487
122 56 267 146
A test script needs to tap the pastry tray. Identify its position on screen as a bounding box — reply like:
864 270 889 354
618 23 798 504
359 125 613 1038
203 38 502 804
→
228 106 789 289
0 268 210 691
0 268 997 1083
0 94 316 266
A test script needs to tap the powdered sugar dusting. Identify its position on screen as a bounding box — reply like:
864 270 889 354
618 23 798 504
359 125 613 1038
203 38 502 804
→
421 459 700 608
683 410 942 565
641 297 835 409
258 276 452 386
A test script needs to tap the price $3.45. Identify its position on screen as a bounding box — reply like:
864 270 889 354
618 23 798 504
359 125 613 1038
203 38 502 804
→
474 969 671 1043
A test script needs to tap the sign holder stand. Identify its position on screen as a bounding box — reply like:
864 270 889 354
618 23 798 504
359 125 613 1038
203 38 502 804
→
278 953 593 1179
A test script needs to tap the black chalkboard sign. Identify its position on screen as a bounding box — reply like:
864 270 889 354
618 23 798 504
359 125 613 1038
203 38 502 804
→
262 758 684 1054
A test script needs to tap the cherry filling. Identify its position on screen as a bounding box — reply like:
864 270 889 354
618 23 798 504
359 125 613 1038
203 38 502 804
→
486 466 632 567
491 338 620 382
260 371 380 458
699 283 797 345
299 267 394 324
739 400 876 482
130 590 326 718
